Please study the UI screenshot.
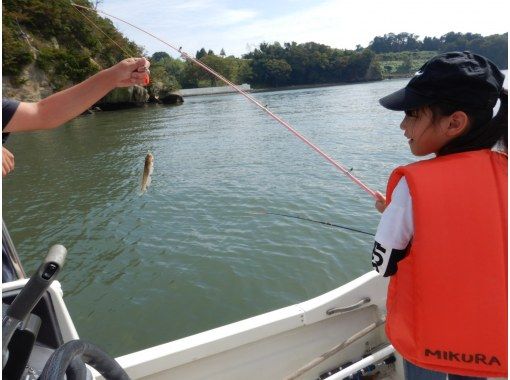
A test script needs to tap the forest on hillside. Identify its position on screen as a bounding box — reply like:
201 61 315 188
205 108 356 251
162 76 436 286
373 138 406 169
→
149 43 382 90
369 32 507 69
2 0 144 89
150 30 507 90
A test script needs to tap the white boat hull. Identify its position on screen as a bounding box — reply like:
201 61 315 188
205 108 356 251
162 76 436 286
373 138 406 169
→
110 271 399 380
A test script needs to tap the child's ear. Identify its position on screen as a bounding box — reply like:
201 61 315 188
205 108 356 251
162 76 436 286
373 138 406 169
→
446 111 469 137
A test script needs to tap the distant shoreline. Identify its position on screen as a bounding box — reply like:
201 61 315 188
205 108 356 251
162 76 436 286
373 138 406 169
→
232 77 413 94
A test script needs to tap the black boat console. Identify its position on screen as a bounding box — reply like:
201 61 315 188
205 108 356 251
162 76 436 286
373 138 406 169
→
2 241 129 380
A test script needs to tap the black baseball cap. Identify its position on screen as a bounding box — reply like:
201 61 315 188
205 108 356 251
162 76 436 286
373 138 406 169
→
379 51 505 111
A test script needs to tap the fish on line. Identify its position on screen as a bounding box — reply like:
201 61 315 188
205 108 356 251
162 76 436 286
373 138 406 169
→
141 152 154 194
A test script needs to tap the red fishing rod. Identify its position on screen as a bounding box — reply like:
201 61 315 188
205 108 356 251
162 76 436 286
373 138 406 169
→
71 3 378 199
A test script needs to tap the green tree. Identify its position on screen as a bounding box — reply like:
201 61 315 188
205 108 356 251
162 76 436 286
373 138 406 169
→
152 51 170 62
1 24 34 77
396 54 412 74
200 54 227 86
368 33 422 53
236 59 253 83
147 59 181 100
196 48 207 59
368 31 507 69
245 41 382 86
250 58 291 87
462 33 507 69
422 36 441 50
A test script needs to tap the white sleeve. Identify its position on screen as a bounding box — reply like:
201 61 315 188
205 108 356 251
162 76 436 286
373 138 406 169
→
371 178 414 277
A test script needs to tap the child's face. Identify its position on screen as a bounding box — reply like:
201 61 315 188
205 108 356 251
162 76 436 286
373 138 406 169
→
400 107 451 156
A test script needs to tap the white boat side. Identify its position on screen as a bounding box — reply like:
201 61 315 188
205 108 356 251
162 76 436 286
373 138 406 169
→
101 271 399 380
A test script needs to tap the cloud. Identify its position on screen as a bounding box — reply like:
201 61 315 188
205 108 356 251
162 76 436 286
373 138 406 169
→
214 0 510 55
172 0 214 11
101 0 256 28
213 9 258 27
98 0 510 58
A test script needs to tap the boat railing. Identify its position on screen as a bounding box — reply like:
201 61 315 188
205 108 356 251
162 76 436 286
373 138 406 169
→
326 296 371 315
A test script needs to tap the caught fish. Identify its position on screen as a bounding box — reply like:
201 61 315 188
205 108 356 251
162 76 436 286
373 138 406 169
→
141 152 154 193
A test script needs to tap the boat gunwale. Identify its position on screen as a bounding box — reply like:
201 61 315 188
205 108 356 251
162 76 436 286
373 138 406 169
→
113 270 388 378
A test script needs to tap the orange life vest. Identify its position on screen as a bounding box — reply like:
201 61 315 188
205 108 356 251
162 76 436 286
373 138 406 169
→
384 149 507 378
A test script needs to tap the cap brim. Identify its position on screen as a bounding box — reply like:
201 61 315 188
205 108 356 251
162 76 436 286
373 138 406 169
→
379 87 434 111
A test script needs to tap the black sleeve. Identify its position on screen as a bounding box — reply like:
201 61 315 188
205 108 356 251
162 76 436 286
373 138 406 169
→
3 98 20 143
371 241 409 277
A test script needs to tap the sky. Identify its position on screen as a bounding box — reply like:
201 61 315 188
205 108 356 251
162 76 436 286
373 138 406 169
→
99 0 509 58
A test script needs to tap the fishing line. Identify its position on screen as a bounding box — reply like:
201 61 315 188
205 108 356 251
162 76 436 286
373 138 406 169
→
72 5 155 181
70 2 377 200
71 5 136 58
256 211 375 236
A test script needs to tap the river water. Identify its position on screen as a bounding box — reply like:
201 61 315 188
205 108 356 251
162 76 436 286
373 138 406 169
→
2 78 426 356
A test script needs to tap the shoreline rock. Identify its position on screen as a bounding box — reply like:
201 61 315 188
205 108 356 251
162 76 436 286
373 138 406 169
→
2 70 185 111
2 64 53 102
159 93 183 105
95 86 149 110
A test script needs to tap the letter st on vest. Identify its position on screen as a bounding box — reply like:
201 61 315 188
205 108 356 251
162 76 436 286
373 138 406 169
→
425 349 501 366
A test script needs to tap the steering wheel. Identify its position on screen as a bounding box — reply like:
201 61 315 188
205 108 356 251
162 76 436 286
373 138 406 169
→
39 340 130 380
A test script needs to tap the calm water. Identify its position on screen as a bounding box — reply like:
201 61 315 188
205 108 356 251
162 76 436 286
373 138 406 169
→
3 78 417 356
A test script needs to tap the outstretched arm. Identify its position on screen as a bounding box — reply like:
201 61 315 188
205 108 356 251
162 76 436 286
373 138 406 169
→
4 57 150 133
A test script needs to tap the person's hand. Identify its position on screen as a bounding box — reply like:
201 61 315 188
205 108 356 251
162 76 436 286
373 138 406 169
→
2 147 15 177
374 191 387 213
109 57 151 88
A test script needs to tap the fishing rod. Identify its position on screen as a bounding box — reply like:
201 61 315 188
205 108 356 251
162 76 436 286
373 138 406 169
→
257 211 375 236
70 3 378 200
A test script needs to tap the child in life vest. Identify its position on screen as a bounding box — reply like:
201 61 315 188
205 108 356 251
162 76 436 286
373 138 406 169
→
372 51 507 380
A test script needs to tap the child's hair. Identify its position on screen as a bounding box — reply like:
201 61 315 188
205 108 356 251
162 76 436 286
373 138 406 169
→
431 88 508 156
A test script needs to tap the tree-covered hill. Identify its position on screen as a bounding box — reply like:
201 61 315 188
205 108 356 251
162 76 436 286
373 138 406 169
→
243 42 382 87
368 32 508 69
147 42 383 91
2 0 144 99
